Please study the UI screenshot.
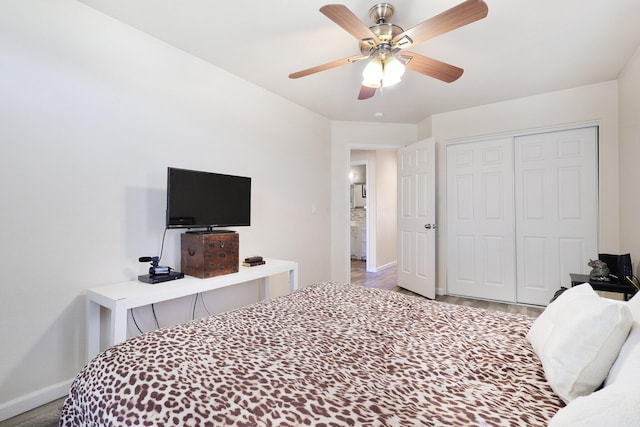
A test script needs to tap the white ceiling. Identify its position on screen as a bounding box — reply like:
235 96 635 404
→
77 0 640 124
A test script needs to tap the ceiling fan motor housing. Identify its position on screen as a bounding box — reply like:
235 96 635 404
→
360 3 404 55
368 3 394 24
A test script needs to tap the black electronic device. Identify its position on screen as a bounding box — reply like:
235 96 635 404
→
166 167 251 232
138 256 175 277
138 271 185 284
599 253 633 280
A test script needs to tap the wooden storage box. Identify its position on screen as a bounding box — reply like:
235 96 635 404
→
181 232 239 278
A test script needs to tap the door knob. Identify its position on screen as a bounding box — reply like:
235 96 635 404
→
424 224 437 229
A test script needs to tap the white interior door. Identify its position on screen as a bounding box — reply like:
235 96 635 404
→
397 139 435 299
514 127 598 305
446 138 516 302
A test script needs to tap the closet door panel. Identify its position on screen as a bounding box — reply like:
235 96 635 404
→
515 127 598 305
559 238 585 282
447 139 515 302
484 236 505 284
521 236 548 289
455 235 474 282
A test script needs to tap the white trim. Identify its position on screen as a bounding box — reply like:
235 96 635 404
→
0 378 73 421
370 260 397 273
443 119 601 147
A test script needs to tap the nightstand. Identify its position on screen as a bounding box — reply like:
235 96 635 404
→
570 273 638 301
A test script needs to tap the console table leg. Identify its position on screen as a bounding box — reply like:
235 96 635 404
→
86 299 101 362
109 304 129 348
261 277 270 300
289 268 298 292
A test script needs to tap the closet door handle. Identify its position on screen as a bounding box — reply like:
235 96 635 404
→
424 224 437 230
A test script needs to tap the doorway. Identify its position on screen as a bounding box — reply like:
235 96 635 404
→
349 149 398 281
349 161 368 268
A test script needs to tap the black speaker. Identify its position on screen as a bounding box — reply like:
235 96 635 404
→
598 253 632 279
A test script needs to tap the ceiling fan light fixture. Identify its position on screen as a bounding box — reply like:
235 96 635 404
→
362 52 405 88
383 54 405 85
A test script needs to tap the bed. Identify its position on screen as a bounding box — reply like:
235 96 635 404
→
60 282 635 426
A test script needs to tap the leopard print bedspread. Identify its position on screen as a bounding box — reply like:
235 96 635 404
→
60 283 563 426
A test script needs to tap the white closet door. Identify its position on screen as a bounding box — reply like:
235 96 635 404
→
514 127 598 305
446 138 516 302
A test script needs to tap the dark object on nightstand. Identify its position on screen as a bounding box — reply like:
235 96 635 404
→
588 259 610 281
599 253 633 280
570 273 637 301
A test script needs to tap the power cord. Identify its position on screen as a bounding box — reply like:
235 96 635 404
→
130 309 143 334
192 293 212 320
158 227 168 264
200 294 211 316
151 304 160 329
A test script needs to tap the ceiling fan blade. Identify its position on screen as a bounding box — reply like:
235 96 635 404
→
358 85 376 100
392 0 488 48
320 4 380 45
402 52 464 83
289 54 367 79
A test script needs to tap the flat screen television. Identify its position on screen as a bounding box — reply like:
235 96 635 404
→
166 167 251 232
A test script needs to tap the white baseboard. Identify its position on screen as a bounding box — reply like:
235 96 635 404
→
0 378 73 422
370 260 397 273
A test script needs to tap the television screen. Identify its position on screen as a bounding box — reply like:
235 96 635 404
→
166 167 251 230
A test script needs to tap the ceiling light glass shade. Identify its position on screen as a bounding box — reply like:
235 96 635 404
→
362 56 383 88
361 54 406 89
383 55 405 87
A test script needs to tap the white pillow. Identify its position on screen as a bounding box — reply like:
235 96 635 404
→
527 284 594 357
624 289 640 322
604 291 640 387
527 284 633 403
548 383 640 427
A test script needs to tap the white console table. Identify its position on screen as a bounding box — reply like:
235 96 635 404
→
86 258 298 360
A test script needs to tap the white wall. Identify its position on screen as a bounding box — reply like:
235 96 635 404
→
0 0 331 418
618 46 640 269
374 150 398 269
330 122 416 282
420 81 620 294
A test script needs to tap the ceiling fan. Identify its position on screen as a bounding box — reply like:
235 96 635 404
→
289 0 488 100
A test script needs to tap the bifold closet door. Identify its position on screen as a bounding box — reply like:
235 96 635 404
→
514 127 598 306
446 138 516 302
